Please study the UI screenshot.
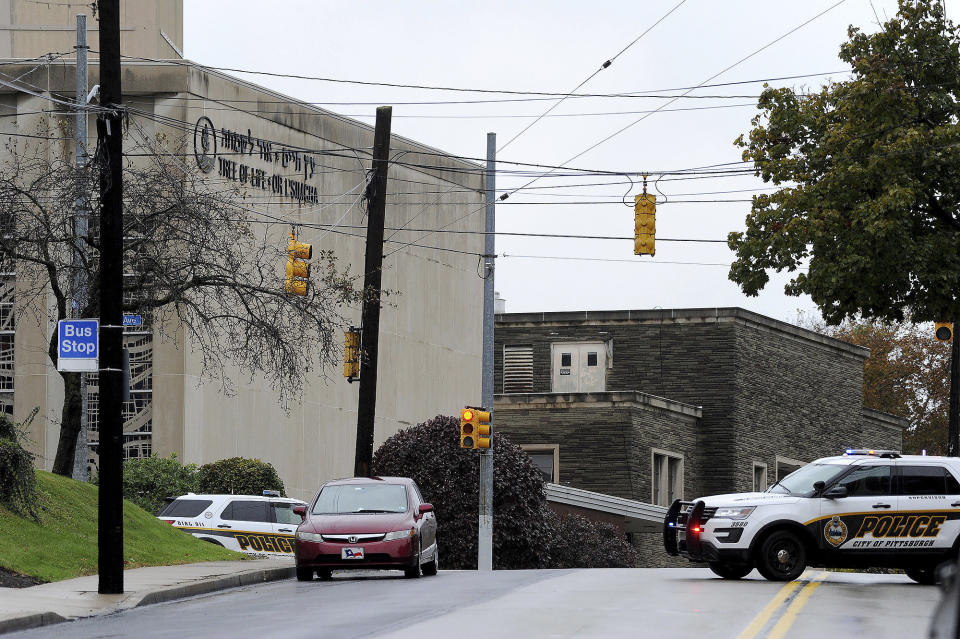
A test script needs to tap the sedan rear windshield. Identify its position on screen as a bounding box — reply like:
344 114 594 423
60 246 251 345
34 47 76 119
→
767 463 847 497
313 484 408 514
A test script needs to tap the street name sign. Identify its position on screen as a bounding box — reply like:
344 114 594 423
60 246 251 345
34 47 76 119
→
57 318 99 372
122 314 143 327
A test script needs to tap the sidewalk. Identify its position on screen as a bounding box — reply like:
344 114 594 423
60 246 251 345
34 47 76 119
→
0 559 294 635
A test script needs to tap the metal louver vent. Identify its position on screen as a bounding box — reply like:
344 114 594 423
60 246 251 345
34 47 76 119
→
503 345 533 393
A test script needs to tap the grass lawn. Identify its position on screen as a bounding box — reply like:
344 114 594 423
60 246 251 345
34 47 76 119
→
0 470 243 583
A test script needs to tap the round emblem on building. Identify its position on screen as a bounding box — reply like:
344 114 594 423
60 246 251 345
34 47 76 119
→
824 515 848 548
193 116 217 173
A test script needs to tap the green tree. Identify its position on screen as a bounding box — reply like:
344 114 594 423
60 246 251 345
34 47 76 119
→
730 0 960 325
119 454 199 514
196 457 285 497
803 315 949 454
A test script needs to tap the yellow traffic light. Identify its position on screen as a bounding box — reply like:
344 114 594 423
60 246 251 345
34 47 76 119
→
344 328 360 380
634 193 656 256
475 410 491 449
460 408 491 449
935 322 954 342
285 235 312 296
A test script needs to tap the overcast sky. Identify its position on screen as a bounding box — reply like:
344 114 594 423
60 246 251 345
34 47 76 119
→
183 0 929 324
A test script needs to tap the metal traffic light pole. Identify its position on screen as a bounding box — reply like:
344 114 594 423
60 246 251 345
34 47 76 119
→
478 133 496 571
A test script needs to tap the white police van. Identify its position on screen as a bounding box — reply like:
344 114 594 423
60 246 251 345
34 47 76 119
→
158 491 307 557
663 450 960 583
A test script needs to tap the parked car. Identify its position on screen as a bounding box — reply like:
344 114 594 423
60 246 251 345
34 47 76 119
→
294 476 438 581
664 449 960 582
157 491 307 557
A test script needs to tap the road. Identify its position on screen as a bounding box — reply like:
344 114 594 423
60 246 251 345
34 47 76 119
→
7 568 942 638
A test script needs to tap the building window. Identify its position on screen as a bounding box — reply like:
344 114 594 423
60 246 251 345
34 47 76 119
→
521 445 559 483
561 352 572 367
753 462 767 492
775 456 805 481
586 352 597 366
502 345 533 393
652 449 683 506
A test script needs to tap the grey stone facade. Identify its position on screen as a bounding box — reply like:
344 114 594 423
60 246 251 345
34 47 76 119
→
494 308 905 513
494 308 906 566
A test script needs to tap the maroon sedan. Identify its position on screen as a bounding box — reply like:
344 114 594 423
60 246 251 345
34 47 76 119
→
294 476 438 581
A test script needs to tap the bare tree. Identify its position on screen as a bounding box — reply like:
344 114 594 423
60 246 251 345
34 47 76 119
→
1 122 362 476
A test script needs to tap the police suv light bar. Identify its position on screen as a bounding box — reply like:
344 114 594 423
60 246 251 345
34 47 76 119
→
842 449 901 458
263 490 280 497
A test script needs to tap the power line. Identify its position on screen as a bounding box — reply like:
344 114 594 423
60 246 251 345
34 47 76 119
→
502 0 852 200
122 98 758 120
108 51 847 100
497 0 689 153
500 253 733 267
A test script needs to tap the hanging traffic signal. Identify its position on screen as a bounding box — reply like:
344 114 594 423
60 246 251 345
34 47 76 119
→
344 328 360 381
460 408 491 449
285 234 312 296
634 193 656 256
474 410 491 449
935 322 954 342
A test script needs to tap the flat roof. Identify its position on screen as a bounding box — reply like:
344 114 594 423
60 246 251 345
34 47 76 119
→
496 307 869 359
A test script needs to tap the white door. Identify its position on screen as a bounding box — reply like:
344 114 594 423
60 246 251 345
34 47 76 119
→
551 343 606 393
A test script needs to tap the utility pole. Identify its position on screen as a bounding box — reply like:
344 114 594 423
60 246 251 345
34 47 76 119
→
478 132 496 571
950 320 959 456
71 13 90 481
353 106 392 477
96 0 125 594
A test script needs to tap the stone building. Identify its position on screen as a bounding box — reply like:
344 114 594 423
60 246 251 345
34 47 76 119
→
0 1 486 500
493 308 905 564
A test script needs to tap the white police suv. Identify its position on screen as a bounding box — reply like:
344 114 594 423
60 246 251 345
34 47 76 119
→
663 450 960 583
157 491 307 557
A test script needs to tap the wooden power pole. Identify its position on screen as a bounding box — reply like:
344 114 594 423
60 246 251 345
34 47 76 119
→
354 107 392 477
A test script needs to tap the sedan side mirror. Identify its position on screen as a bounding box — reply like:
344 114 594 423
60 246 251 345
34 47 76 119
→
293 505 306 520
418 503 434 514
822 485 848 499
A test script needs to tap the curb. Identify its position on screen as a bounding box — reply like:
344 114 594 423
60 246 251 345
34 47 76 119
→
0 612 67 636
136 566 295 607
0 566 294 636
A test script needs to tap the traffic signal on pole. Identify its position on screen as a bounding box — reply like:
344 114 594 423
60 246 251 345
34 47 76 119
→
344 328 360 380
460 408 492 449
936 322 954 342
634 193 656 256
285 234 312 296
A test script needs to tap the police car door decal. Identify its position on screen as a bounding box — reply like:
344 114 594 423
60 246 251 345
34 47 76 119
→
815 464 896 551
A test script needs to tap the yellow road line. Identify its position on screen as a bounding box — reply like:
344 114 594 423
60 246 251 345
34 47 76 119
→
735 580 802 639
765 571 828 639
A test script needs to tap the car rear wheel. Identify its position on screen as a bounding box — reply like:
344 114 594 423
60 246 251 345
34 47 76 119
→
708 562 752 580
295 567 313 582
906 567 937 585
756 530 807 581
422 546 438 577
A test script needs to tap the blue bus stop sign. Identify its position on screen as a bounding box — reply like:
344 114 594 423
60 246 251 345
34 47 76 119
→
57 319 99 372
